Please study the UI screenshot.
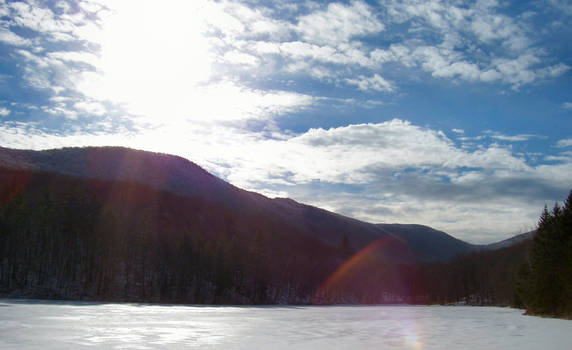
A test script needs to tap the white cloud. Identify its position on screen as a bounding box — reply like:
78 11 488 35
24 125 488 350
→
207 1 387 83
14 49 73 92
54 1 71 14
73 101 106 116
41 105 78 119
7 2 80 42
493 54 539 86
400 43 564 87
258 41 371 68
545 152 572 162
221 51 260 66
410 46 482 81
385 0 529 51
47 51 99 66
286 121 529 179
297 1 384 45
549 0 572 15
556 139 572 148
563 102 572 110
370 45 413 66
0 107 10 116
486 131 543 142
469 11 527 51
538 63 570 78
452 128 464 134
378 0 566 88
434 60 482 81
346 74 395 92
0 27 31 46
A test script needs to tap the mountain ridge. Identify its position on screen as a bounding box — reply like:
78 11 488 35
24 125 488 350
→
0 146 529 259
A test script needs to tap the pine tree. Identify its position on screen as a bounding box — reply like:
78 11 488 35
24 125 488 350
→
338 235 352 259
522 192 572 317
560 191 572 315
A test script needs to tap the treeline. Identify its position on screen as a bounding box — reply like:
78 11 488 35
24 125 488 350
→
419 239 532 306
417 191 572 313
514 192 572 317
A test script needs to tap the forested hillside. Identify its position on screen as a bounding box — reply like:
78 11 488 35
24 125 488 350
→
0 165 539 305
0 167 420 304
421 239 533 305
0 146 476 262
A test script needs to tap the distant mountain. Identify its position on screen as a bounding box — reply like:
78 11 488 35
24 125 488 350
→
482 231 535 250
376 224 474 262
0 146 535 305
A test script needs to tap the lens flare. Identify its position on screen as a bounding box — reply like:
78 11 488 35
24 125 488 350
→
315 236 397 302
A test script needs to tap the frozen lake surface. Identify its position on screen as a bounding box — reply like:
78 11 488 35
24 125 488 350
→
0 299 570 349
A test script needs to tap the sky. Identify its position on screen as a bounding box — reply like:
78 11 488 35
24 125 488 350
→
0 0 571 243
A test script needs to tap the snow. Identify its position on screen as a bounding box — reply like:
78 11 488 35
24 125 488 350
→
0 299 570 349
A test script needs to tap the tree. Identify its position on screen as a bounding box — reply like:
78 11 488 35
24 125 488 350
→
338 235 352 259
519 191 572 317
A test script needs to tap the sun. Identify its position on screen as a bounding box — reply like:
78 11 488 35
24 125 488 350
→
78 0 214 125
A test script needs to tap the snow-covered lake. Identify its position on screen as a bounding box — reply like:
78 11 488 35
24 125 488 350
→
0 299 570 349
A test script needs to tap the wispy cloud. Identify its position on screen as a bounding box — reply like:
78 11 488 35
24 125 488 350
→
0 27 31 46
73 101 106 117
296 1 384 45
556 139 572 148
190 0 572 97
346 74 395 92
549 0 572 15
485 131 545 142
378 0 570 88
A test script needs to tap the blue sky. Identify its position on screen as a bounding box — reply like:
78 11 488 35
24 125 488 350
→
1 0 571 243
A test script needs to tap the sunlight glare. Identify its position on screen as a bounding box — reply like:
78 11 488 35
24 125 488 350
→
405 333 423 349
75 0 311 136
80 0 213 123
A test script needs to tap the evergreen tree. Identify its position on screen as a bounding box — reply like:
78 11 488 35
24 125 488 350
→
560 191 572 315
520 191 572 317
338 235 352 259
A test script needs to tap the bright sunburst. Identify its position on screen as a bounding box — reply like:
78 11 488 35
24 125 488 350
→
79 0 213 125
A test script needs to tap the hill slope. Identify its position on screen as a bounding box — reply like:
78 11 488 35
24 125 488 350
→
0 146 536 305
376 224 474 262
0 146 476 262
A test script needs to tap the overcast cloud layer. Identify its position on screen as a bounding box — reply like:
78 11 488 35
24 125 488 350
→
0 0 571 243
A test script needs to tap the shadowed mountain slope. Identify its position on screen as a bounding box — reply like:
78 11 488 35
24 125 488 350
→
376 224 474 262
0 146 520 262
482 231 535 250
0 146 538 304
